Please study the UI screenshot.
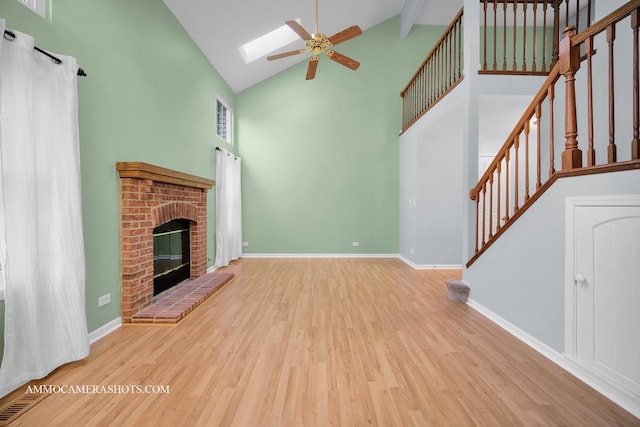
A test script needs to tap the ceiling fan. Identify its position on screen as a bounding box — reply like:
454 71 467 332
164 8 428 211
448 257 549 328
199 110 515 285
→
266 0 363 80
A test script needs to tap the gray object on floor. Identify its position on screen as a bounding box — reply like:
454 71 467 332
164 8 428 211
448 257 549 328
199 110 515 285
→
446 279 470 303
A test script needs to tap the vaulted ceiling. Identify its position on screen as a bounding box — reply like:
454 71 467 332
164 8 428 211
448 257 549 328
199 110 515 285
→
162 0 462 92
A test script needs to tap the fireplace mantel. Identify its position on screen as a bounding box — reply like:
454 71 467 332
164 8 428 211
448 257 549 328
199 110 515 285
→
116 162 215 189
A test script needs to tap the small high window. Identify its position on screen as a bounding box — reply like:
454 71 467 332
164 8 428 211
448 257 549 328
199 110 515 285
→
216 96 233 144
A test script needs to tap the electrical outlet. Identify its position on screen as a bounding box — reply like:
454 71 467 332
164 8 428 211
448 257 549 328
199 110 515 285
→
98 293 111 307
352 241 359 247
242 242 249 247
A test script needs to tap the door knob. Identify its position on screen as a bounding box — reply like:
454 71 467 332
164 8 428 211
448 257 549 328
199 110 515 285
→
574 273 586 284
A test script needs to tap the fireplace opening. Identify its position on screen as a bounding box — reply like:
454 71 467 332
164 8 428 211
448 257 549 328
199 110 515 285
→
153 219 190 295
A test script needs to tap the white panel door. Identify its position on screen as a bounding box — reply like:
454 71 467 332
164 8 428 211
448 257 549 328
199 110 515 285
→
573 203 640 396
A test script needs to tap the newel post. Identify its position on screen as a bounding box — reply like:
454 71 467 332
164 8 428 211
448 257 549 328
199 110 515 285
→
559 26 583 170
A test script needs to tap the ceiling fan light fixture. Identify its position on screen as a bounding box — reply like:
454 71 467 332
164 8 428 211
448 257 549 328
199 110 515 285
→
266 0 362 80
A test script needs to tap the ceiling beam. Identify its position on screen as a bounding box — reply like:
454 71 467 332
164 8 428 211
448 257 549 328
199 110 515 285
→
400 0 427 37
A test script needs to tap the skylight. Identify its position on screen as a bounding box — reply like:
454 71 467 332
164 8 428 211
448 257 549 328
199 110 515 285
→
238 19 302 64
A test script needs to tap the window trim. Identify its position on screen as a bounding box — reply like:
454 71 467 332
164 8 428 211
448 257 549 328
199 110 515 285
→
17 0 46 18
216 95 233 145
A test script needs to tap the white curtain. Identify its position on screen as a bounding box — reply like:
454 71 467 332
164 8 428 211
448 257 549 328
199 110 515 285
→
214 148 242 267
0 23 89 398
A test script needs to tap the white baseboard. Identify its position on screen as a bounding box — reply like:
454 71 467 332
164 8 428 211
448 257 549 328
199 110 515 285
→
88 317 121 345
242 253 399 259
241 254 462 270
397 255 463 270
468 299 640 419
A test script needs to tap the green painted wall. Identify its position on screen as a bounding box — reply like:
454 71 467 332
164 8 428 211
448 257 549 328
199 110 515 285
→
0 0 235 336
237 17 444 254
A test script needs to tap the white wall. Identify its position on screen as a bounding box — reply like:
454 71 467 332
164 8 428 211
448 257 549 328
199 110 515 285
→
399 86 465 266
465 169 640 352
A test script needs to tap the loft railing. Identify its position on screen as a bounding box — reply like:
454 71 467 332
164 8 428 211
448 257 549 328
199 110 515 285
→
468 0 640 265
400 8 464 133
400 1 598 134
480 0 594 74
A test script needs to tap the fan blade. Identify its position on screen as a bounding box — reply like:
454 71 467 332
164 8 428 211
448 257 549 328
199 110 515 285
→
286 20 312 41
327 25 363 46
326 50 360 70
306 56 319 80
267 49 307 61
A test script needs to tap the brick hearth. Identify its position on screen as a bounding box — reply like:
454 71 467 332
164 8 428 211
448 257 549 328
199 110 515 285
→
116 162 215 322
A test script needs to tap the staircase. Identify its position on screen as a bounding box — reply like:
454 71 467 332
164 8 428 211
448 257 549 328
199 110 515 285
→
400 0 640 266
399 1 640 416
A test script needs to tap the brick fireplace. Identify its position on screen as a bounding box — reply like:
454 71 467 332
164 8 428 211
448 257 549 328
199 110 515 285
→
116 162 214 322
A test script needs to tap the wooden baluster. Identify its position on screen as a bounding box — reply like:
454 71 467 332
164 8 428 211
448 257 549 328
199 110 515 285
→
559 26 582 170
459 17 463 79
586 36 595 166
513 1 518 71
496 162 502 231
632 8 640 160
412 80 416 124
514 135 520 212
475 192 480 253
494 0 498 70
402 91 409 130
552 0 562 66
536 104 542 189
607 24 617 163
504 151 510 222
448 30 452 88
436 46 440 97
489 174 494 238
455 18 459 79
543 1 548 72
418 73 422 115
525 118 531 201
503 1 508 70
408 81 412 124
414 73 422 119
533 1 538 72
423 68 427 114
523 1 528 71
430 56 435 106
401 93 405 131
483 0 488 71
469 190 484 253
407 82 411 126
441 40 445 94
482 184 487 247
549 84 557 176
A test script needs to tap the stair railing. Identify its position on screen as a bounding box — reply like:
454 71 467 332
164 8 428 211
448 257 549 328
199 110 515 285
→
400 8 464 133
468 0 640 266
480 0 594 75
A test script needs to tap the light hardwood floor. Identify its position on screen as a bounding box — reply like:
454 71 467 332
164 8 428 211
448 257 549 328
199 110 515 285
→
1 258 638 426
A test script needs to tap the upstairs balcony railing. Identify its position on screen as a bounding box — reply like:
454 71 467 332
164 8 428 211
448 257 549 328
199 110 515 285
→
480 0 593 74
401 0 595 133
400 8 464 133
468 0 640 265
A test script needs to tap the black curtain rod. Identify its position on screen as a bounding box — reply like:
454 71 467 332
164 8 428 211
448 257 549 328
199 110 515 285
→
3 30 86 77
